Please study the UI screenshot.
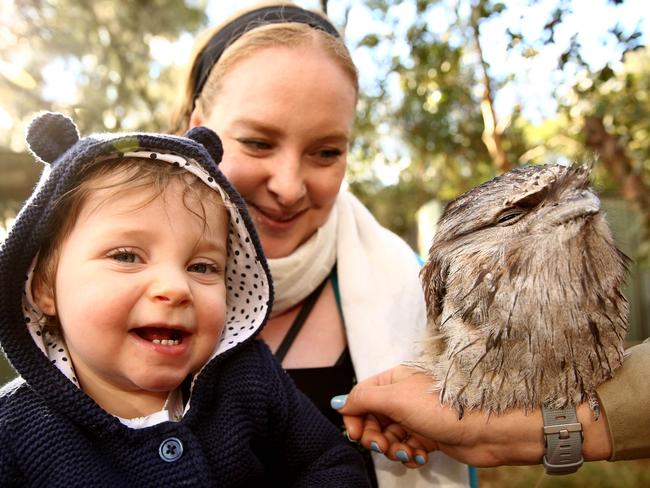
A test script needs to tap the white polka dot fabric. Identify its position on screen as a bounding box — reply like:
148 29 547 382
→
23 268 79 386
24 150 271 384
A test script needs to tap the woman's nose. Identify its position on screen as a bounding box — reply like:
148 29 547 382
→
266 152 307 207
148 266 192 306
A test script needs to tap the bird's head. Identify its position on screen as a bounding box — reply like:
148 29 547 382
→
420 164 627 324
436 164 596 243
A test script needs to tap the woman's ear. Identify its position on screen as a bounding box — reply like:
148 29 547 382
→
32 275 56 316
189 107 203 130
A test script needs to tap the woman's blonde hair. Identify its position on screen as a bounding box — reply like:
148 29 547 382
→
169 2 358 134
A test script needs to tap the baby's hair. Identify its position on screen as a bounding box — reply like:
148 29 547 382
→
169 5 358 134
33 156 226 316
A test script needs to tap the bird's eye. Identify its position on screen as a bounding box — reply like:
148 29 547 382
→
496 209 524 226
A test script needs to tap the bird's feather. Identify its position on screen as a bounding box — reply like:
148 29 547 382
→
418 164 629 416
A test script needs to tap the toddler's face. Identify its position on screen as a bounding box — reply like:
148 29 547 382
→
34 177 229 416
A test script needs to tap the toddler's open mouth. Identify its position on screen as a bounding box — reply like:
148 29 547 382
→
133 327 186 346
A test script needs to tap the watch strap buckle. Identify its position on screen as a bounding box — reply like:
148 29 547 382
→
541 405 584 475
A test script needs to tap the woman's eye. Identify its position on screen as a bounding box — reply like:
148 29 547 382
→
108 249 139 263
318 148 342 159
238 139 272 151
187 262 220 274
311 147 344 166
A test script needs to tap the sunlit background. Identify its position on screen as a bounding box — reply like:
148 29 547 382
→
2 0 648 147
1 1 650 485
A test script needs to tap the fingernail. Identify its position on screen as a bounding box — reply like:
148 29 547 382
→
396 450 410 462
415 455 426 465
330 394 348 410
370 441 383 453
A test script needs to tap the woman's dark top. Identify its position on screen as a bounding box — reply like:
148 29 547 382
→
275 265 378 487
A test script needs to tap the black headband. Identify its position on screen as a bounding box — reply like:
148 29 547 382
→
191 5 340 104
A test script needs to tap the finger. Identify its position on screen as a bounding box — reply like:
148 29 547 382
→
382 423 413 462
381 424 428 467
387 439 418 466
332 372 400 418
332 387 385 417
357 421 430 467
383 423 409 446
404 437 430 468
342 413 364 441
372 425 435 464
357 414 389 454
333 365 424 417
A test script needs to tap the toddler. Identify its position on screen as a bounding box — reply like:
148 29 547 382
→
0 112 368 487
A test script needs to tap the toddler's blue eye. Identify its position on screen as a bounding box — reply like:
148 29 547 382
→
188 262 218 274
109 250 137 263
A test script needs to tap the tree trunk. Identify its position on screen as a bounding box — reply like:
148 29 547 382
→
320 0 328 14
470 6 511 174
584 115 650 247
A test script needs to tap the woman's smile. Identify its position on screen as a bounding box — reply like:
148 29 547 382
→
249 203 308 232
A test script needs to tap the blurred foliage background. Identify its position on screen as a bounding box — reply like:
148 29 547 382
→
0 1 649 484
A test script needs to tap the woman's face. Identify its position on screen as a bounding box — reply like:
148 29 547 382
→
191 44 357 259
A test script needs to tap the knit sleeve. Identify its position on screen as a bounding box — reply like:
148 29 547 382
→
597 339 650 460
0 410 24 486
257 343 370 487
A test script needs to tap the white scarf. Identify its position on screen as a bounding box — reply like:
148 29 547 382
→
267 205 337 317
269 189 470 488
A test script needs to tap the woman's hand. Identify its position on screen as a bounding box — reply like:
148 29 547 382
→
332 365 613 468
332 365 549 468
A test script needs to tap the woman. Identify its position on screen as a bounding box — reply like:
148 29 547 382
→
171 2 471 487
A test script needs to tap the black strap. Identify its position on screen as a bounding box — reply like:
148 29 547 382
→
275 276 330 362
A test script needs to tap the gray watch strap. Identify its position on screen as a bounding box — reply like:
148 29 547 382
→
542 405 584 475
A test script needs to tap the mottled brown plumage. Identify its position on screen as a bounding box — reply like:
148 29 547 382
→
418 164 629 417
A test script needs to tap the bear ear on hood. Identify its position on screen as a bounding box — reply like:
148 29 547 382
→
185 126 223 165
26 112 80 165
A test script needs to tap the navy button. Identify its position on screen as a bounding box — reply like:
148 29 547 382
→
159 437 183 462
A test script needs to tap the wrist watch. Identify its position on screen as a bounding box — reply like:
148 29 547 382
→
541 405 584 475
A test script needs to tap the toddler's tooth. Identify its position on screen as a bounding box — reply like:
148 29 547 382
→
151 337 181 346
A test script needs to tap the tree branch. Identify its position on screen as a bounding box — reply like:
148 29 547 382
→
584 115 650 248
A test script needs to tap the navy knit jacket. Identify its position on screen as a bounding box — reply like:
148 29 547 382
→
0 113 369 487
0 341 369 487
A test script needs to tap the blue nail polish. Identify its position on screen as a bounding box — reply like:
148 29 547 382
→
330 394 348 410
415 455 426 465
396 450 410 462
370 441 383 453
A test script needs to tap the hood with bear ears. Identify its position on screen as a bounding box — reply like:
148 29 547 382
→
0 112 273 410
